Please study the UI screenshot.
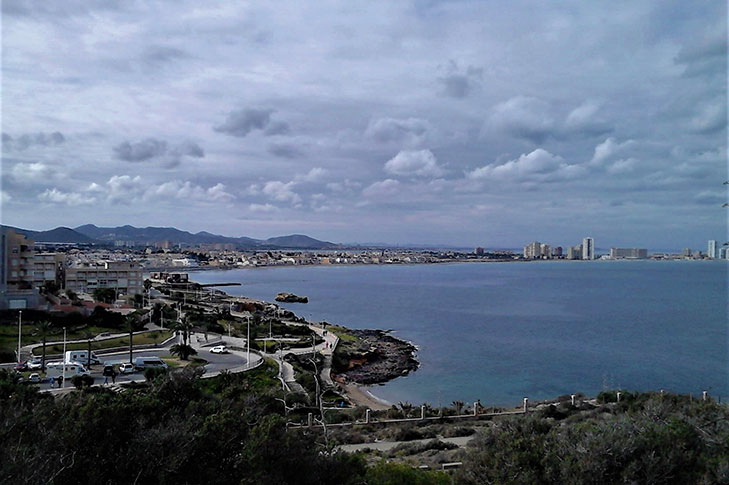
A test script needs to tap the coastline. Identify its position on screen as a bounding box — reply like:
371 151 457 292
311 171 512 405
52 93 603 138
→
343 383 392 411
181 277 421 409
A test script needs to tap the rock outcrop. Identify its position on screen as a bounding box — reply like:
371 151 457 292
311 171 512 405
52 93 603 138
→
275 292 309 303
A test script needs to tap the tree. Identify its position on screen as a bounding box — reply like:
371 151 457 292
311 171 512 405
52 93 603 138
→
36 320 52 372
170 344 197 361
174 315 194 346
93 288 117 304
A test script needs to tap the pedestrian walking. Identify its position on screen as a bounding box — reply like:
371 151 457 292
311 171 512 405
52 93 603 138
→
111 371 117 384
103 376 108 386
49 376 54 387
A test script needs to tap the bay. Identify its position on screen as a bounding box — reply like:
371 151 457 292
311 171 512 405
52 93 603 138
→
191 260 728 406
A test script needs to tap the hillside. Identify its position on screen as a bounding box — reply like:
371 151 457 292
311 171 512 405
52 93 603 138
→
1 226 95 244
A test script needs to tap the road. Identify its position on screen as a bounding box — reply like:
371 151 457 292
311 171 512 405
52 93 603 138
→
7 337 255 391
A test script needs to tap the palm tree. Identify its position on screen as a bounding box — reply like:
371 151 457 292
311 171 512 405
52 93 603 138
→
125 315 138 364
174 315 194 346
36 320 52 372
170 343 197 361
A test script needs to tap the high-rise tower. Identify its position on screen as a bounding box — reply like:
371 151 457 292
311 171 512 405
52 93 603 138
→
582 237 595 260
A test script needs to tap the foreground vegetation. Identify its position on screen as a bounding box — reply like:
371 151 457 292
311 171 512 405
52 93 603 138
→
2 363 727 485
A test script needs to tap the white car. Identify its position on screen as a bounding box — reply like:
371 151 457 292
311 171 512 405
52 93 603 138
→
209 345 229 354
27 359 43 370
27 373 41 383
119 363 135 374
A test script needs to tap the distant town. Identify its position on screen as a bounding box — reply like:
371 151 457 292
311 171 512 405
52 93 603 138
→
0 226 725 311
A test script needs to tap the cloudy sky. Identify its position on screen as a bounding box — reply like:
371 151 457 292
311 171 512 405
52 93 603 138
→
1 1 726 249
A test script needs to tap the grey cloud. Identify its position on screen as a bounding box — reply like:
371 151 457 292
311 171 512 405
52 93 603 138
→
438 61 483 99
113 138 168 162
365 117 431 147
264 121 291 136
268 143 302 158
689 102 727 134
144 45 189 63
2 131 65 151
171 141 205 158
694 190 725 206
113 138 204 167
215 108 290 138
487 96 555 143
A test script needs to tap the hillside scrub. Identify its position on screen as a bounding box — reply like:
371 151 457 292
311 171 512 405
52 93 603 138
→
456 393 729 484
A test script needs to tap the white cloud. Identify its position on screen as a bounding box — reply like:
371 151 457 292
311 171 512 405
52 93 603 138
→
566 101 601 127
39 188 95 206
10 162 59 184
249 203 280 213
590 137 633 166
262 180 301 205
362 179 401 198
606 158 638 175
107 175 145 204
467 149 586 182
295 167 327 183
147 180 234 202
384 149 444 178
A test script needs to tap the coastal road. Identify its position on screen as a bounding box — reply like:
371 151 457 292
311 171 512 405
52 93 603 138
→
9 342 253 391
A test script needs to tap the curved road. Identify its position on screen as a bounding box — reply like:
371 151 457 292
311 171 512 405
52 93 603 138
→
11 338 255 392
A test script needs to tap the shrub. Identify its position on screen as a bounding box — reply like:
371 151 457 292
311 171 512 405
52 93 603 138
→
71 374 95 389
144 367 167 382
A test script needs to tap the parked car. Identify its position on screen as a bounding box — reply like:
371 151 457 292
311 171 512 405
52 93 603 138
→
119 363 135 374
13 362 27 371
27 358 43 370
209 345 229 354
27 373 41 384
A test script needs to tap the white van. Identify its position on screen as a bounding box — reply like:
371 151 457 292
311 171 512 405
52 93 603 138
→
65 350 102 366
45 361 91 379
133 357 168 370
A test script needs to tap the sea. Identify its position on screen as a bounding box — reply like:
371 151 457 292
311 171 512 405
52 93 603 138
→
192 260 728 407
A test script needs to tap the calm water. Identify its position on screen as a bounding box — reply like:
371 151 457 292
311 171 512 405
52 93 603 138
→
193 261 728 406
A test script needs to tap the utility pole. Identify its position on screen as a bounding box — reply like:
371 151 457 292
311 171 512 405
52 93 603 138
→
17 310 22 363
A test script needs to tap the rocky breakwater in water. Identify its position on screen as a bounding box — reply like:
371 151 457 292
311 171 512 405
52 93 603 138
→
332 329 419 385
275 292 309 303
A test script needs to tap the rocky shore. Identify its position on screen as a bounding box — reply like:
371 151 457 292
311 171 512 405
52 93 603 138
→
332 329 419 386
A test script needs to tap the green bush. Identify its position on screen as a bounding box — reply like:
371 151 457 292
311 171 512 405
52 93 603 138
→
71 374 94 389
144 366 167 382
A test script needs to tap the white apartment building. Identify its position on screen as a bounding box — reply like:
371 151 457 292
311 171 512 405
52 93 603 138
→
64 261 143 296
582 237 595 260
707 240 717 259
523 241 542 259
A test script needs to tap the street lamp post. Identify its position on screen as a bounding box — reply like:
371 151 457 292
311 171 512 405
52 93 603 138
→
17 310 22 363
61 327 67 389
246 315 250 368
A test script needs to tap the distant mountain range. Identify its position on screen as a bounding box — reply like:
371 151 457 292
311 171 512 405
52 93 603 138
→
2 224 339 249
